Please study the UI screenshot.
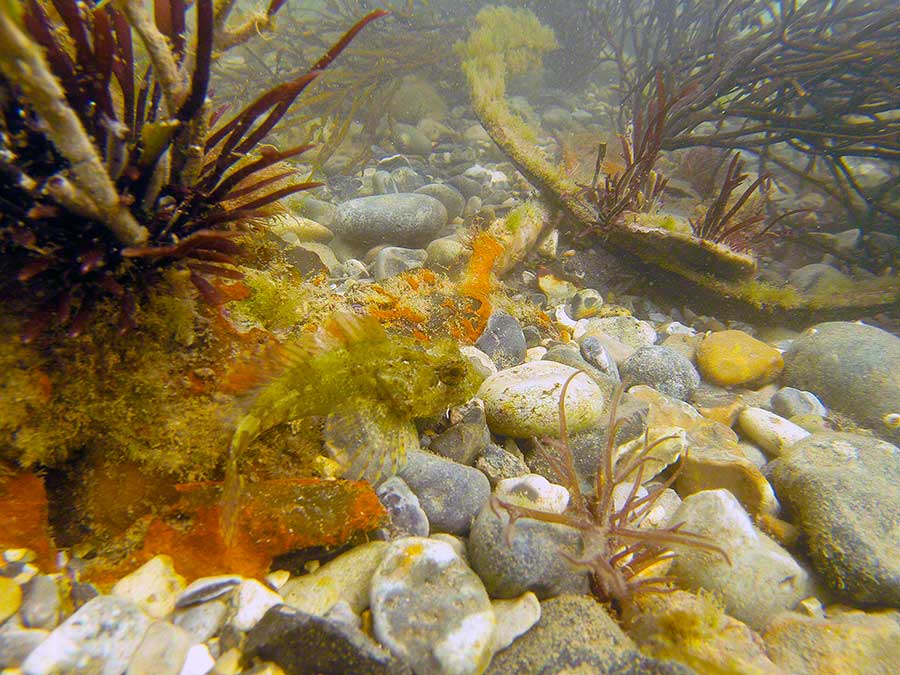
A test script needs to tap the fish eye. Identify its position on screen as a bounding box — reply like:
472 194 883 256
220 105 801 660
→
438 363 466 385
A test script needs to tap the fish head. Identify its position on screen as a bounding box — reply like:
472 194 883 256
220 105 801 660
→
374 337 480 418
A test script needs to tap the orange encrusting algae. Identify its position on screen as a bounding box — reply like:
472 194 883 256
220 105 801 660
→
452 231 503 342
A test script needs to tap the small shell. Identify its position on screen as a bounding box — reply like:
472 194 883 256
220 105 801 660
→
175 575 242 609
568 289 604 320
882 413 900 429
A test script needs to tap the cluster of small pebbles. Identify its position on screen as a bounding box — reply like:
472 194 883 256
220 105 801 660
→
6 83 900 675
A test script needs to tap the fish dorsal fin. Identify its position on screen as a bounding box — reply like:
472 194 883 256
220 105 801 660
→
327 310 386 346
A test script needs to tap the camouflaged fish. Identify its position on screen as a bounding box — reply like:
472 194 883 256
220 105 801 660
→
221 311 480 540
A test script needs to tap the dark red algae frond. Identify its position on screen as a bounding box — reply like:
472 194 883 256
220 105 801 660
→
492 373 730 614
1 4 388 341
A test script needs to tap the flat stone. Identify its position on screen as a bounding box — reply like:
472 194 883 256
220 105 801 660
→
0 576 22 623
332 194 447 248
372 246 427 281
676 431 780 519
426 236 469 272
771 387 827 418
0 625 49 669
629 590 783 674
376 476 430 539
175 575 241 609
475 443 530 487
22 595 152 675
398 449 491 535
281 541 388 617
173 600 227 643
763 607 900 675
371 537 496 675
668 490 813 632
697 330 783 387
478 361 605 438
429 399 491 466
178 644 215 675
573 315 657 353
542 344 618 399
468 496 589 600
766 432 900 606
20 575 59 630
112 555 185 619
416 183 465 221
485 594 694 675
788 262 851 293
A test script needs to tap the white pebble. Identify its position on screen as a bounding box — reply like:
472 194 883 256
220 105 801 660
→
738 407 811 458
177 644 214 675
230 580 283 632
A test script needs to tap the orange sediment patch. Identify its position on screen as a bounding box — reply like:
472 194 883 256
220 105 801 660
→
84 478 385 582
0 470 57 570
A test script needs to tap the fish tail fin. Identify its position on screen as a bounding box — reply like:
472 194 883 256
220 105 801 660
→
220 416 260 547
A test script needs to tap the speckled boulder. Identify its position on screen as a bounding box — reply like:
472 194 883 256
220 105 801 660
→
332 194 447 248
468 478 590 600
478 361 605 438
485 594 695 675
620 345 700 401
766 432 900 606
783 321 900 443
370 537 496 675
696 330 783 387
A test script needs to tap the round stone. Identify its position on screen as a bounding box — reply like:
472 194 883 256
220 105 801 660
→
332 193 448 248
696 329 783 387
478 361 605 438
469 500 590 600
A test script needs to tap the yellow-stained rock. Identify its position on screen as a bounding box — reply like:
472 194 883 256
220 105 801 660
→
0 576 23 623
763 607 900 675
697 330 783 387
677 426 781 520
628 590 785 675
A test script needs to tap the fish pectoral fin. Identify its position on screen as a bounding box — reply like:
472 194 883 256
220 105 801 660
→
323 399 418 482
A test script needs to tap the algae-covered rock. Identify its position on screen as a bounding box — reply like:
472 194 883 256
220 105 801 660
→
629 590 785 675
783 321 900 443
387 75 447 123
766 432 900 606
668 490 813 632
485 594 695 675
762 608 900 675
